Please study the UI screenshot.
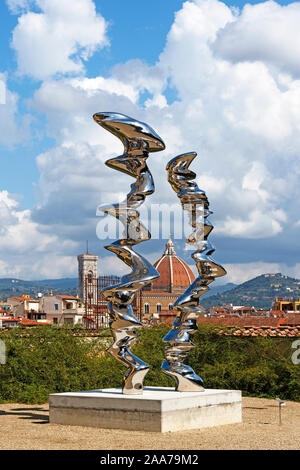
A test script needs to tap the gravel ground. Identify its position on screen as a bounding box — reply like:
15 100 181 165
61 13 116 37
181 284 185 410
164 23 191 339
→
0 397 299 450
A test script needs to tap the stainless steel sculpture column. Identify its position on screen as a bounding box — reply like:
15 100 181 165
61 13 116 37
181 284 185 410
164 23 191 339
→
162 152 227 391
93 112 165 394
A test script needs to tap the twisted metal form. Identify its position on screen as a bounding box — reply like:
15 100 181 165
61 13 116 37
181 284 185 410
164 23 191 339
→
162 152 227 392
93 112 165 394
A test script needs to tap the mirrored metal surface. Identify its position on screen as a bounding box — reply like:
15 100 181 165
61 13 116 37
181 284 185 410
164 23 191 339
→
162 152 227 392
93 112 165 394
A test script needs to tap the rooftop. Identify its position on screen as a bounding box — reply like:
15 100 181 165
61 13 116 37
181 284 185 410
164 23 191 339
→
152 236 195 291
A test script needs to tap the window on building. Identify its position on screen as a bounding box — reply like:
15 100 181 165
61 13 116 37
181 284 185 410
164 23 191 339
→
54 304 59 311
168 304 173 310
144 304 149 314
156 304 161 313
53 318 58 324
88 270 93 283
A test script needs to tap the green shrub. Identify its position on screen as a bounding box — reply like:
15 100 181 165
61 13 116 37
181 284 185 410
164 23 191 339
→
0 324 299 403
185 325 300 401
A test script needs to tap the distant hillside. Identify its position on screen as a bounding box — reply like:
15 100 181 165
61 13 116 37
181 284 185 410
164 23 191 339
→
0 278 78 300
200 282 237 299
1 273 300 309
201 273 300 309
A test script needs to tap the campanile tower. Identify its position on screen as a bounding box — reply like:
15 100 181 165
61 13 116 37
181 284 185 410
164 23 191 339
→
77 248 98 302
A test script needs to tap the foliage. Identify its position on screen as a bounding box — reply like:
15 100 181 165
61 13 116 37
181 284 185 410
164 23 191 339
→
0 326 120 403
186 325 300 400
0 324 299 403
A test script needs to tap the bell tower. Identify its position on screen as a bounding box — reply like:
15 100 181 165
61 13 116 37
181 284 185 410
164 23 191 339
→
77 246 98 302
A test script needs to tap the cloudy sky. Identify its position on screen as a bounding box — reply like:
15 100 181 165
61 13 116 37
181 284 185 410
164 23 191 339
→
0 0 300 284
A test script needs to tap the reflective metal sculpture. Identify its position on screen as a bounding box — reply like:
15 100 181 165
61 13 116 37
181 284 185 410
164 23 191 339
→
93 112 165 394
162 152 227 391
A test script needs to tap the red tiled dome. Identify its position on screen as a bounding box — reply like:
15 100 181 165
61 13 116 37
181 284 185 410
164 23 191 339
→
152 236 195 291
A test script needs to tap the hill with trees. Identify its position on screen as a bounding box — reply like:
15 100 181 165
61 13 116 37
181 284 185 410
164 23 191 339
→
1 272 300 309
0 278 78 300
201 273 300 309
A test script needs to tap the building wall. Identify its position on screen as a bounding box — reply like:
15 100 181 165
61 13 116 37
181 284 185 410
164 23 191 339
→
6 299 25 316
42 295 84 325
41 295 63 315
26 301 39 312
273 299 300 311
138 291 178 319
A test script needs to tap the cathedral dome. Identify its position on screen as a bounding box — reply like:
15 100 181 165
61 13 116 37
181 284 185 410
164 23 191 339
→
152 236 195 292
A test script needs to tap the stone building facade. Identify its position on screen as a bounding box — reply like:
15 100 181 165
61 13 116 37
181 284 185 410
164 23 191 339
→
77 251 98 302
41 294 84 325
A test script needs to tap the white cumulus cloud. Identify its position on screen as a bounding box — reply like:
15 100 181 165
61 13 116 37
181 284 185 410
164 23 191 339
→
9 0 108 79
213 0 300 78
30 0 300 250
3 0 300 279
0 190 78 279
224 261 300 285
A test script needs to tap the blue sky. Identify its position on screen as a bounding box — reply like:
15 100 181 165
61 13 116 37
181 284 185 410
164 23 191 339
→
0 0 188 208
1 0 300 283
0 0 292 207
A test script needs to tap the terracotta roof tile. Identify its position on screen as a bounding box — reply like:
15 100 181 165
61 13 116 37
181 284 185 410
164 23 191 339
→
57 295 78 300
0 317 20 322
153 254 195 290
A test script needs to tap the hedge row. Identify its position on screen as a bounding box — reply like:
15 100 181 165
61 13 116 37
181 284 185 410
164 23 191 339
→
0 325 299 403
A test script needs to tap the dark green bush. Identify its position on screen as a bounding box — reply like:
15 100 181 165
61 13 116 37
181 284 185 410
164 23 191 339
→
185 325 300 401
0 326 119 403
0 324 299 403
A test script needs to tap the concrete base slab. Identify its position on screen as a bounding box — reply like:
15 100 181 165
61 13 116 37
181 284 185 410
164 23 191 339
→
49 387 242 433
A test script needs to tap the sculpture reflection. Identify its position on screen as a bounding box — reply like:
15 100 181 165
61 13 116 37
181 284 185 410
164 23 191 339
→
93 112 164 394
162 152 227 392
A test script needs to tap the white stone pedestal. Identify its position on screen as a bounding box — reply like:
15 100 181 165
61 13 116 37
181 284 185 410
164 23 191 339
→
49 387 242 433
